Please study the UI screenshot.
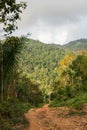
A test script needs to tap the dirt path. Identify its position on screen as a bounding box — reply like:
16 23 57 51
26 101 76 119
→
25 104 87 130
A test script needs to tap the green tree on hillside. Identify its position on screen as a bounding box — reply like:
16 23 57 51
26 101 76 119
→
2 36 25 100
52 54 87 101
0 0 27 102
69 55 87 91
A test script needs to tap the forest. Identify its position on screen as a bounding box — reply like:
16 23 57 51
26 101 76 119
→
0 0 87 130
0 36 87 130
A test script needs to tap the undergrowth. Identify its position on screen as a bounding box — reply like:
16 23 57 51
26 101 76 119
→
49 92 87 110
0 99 32 130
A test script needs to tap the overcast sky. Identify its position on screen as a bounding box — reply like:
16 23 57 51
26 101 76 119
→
15 0 87 45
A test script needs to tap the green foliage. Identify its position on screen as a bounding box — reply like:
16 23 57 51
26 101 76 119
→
19 38 67 98
0 36 25 100
0 1 28 129
70 55 87 90
0 36 87 130
16 76 44 106
50 93 87 110
66 93 87 109
63 39 87 51
3 36 24 77
0 100 30 130
50 54 87 109
0 0 26 34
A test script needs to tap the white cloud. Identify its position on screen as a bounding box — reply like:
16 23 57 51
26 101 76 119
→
14 0 87 44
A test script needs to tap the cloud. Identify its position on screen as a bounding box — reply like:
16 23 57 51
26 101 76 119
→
15 0 87 44
30 0 87 18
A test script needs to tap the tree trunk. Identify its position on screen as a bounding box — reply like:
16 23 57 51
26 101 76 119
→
0 43 4 102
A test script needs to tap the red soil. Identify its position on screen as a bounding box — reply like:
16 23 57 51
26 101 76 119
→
25 104 87 130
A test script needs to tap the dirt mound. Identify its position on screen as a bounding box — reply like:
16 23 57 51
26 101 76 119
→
25 104 87 130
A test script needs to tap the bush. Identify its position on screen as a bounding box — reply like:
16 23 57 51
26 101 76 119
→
66 93 87 109
50 92 87 110
0 100 30 130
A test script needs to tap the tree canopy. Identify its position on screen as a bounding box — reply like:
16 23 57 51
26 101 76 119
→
0 0 26 35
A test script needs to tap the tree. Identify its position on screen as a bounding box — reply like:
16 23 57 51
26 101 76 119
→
16 76 43 105
2 36 25 100
59 53 75 74
56 53 75 88
0 0 27 102
0 0 26 35
69 55 87 91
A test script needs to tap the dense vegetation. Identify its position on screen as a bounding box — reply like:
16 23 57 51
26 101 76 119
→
63 39 87 51
0 1 87 129
50 54 87 109
0 36 87 129
19 39 67 100
0 0 28 130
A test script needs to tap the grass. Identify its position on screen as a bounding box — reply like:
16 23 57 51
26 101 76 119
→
49 92 87 110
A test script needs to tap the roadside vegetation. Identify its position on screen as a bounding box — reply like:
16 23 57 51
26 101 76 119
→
0 0 87 130
50 54 87 110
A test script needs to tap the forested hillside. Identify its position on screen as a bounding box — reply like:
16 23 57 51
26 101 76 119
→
63 39 87 51
18 38 87 106
0 0 87 129
0 37 87 130
19 39 68 97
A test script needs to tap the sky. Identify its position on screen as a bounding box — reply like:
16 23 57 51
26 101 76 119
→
15 0 87 45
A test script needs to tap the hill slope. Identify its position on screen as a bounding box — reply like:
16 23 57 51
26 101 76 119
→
63 39 87 51
19 38 87 95
19 39 67 93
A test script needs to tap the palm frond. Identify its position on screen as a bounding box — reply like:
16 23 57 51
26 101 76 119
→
3 36 25 80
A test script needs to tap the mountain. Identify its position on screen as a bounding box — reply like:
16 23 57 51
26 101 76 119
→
21 39 67 72
20 38 87 80
63 39 87 51
18 38 87 93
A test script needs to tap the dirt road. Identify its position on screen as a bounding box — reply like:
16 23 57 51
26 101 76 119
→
25 104 87 130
